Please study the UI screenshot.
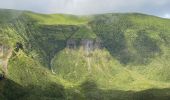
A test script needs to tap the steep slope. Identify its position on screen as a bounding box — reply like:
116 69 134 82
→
51 48 170 90
0 9 170 100
0 9 75 100
89 13 170 82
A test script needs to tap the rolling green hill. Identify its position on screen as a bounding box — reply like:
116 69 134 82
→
0 9 170 100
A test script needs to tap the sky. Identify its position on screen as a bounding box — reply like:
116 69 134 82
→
0 0 170 18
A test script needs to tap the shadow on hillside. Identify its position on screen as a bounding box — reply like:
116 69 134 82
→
29 25 79 68
98 30 161 65
132 31 161 64
0 79 65 100
0 79 27 100
89 15 162 65
1 79 170 100
79 80 170 100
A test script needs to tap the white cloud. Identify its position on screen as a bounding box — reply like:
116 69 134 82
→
0 0 170 18
163 14 170 18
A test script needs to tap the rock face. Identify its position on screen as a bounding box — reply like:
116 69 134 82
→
0 45 12 77
94 38 102 49
81 39 94 51
66 38 102 51
0 44 3 57
66 39 76 49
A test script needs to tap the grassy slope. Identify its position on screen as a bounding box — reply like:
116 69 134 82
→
123 14 170 81
25 12 88 25
51 48 170 90
1 9 170 100
90 13 170 81
0 10 75 100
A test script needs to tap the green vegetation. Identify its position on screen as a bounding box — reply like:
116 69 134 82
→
0 9 170 100
25 12 88 25
71 25 96 39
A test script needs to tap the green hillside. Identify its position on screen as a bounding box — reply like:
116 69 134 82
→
25 12 88 25
0 9 170 100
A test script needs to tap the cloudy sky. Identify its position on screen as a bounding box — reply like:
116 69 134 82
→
0 0 170 18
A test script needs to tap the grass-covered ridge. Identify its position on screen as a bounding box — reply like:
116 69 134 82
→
25 12 89 25
0 9 170 100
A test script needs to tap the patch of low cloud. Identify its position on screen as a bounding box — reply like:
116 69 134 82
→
162 14 170 18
